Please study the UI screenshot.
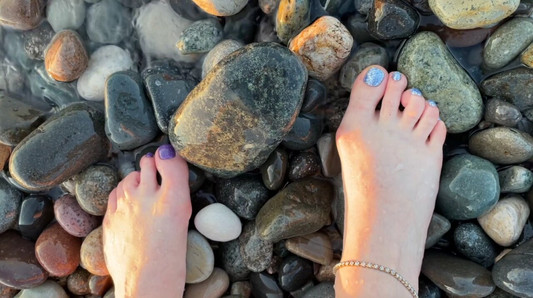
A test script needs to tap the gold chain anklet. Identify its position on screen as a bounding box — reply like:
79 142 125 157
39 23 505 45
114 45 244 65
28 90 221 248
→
333 260 418 298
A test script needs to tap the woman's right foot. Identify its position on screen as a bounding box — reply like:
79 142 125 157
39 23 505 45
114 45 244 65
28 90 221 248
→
334 66 447 297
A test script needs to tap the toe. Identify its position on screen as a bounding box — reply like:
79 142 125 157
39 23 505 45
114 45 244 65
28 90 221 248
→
400 89 426 129
414 101 440 140
342 66 388 124
379 71 407 121
429 120 447 147
106 188 118 214
139 153 158 191
155 144 190 194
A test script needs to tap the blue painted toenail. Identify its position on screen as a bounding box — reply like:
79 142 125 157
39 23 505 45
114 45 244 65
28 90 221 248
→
428 100 438 107
159 144 176 160
411 88 423 96
392 71 402 81
364 68 385 87
146 152 154 158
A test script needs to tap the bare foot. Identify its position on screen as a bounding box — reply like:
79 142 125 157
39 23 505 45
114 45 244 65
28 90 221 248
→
334 66 447 297
103 144 191 298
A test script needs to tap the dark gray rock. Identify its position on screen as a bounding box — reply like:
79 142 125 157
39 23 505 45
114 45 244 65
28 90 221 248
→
168 0 209 20
484 98 522 127
437 154 499 220
481 68 533 111
75 164 119 216
301 79 327 113
169 42 308 178
288 151 321 181
9 103 109 191
454 223 498 267
18 195 54 241
220 239 251 282
223 2 261 44
419 276 442 298
302 282 335 298
282 115 323 151
354 0 372 15
0 177 22 234
0 92 47 146
260 147 288 191
239 221 273 272
22 22 54 60
278 255 314 292
425 213 451 249
339 42 388 90
275 0 311 44
469 127 533 164
317 133 341 178
369 0 420 40
117 0 150 8
202 40 244 78
499 166 533 193
86 0 132 44
483 18 533 69
250 272 283 298
492 238 533 297
216 175 270 220
345 14 376 45
177 19 223 55
105 70 159 150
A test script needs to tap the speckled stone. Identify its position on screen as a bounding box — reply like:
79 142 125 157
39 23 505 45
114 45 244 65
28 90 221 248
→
369 0 419 40
202 40 244 78
437 154 499 220
169 42 307 178
422 251 495 297
0 231 48 289
9 103 108 192
0 0 43 30
0 93 46 146
54 194 99 238
286 232 333 265
186 230 215 284
339 43 388 90
398 31 483 133
22 22 54 60
484 18 533 69
44 30 88 82
521 43 533 68
302 282 335 298
454 223 498 267
478 195 530 247
428 0 519 29
425 213 451 249
499 166 533 193
67 267 91 295
80 226 108 276
35 223 81 277
216 175 270 220
469 127 533 164
220 239 251 282
256 178 333 242
282 115 323 151
14 280 68 298
177 19 223 55
260 148 288 191
192 0 248 16
239 221 273 272
0 177 22 234
250 272 283 298
184 267 230 298
75 165 119 216
484 98 522 127
492 238 533 297
289 16 353 81
275 0 310 44
481 67 533 111
288 151 321 181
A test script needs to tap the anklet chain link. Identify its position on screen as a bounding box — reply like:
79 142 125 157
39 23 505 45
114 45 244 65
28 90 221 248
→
333 260 418 298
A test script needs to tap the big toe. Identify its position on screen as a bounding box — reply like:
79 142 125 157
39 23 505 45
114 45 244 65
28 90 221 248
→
155 144 190 193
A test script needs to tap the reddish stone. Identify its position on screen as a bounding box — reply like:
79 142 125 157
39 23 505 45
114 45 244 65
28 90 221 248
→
0 144 10 170
89 274 112 296
54 194 99 238
35 223 81 277
0 231 48 289
44 30 88 82
0 0 43 30
80 226 109 276
67 267 91 295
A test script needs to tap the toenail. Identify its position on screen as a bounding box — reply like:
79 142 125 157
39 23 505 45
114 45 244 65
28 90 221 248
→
145 152 154 158
392 71 402 81
363 67 385 87
159 144 176 160
411 88 422 96
428 100 438 107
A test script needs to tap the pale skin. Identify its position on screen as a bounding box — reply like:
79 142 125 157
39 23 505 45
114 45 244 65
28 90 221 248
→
103 65 446 297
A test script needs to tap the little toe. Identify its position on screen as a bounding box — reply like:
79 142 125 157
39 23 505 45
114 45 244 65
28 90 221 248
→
429 120 447 148
414 101 440 140
139 153 158 191
400 89 426 129
380 71 407 121
154 144 190 195
343 66 388 124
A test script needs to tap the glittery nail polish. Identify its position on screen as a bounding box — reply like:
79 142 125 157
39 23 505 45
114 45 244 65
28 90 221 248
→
392 71 401 81
159 144 175 160
364 68 385 87
428 100 437 107
411 88 422 96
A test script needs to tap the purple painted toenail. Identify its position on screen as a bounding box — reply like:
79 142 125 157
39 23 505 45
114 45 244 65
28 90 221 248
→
411 88 422 96
159 144 175 160
428 100 438 107
392 71 401 81
145 152 154 158
363 67 385 87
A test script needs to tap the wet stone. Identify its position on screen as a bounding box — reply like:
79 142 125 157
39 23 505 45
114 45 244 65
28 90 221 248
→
418 277 442 298
317 133 341 178
260 148 288 191
478 195 530 247
422 251 495 297
302 282 335 298
486 288 517 298
0 0 43 30
202 39 244 78
80 226 108 276
225 1 261 43
437 154 499 220
250 272 283 298
256 178 333 242
22 22 54 60
186 230 215 284
75 165 119 216
398 31 483 133
15 280 68 298
44 30 88 82
302 79 327 113
216 175 270 220
0 144 10 170
86 0 132 44
46 0 86 32
288 151 321 181
105 70 158 150
339 43 388 90
369 0 419 40
170 42 307 178
239 221 273 272
0 58 25 94
286 232 333 265
0 231 48 289
492 238 533 297
499 166 533 193
0 93 46 146
192 0 249 16
484 98 522 128
35 223 81 277
9 103 108 192
177 19 223 55
142 60 198 133
345 14 376 45
184 267 230 298
188 166 205 193
278 255 313 292
18 195 54 241
354 0 372 15
220 239 251 282
67 267 91 295
469 127 533 164
29 63 81 108
425 213 451 249
483 18 533 69
289 16 353 81
481 67 533 112
54 194 99 238
521 43 533 68
0 177 22 234
454 223 498 267
275 0 311 44
282 115 323 151
168 0 208 20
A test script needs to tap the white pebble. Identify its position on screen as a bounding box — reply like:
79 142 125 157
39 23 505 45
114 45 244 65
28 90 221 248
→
194 203 242 242
46 0 86 32
77 45 133 101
